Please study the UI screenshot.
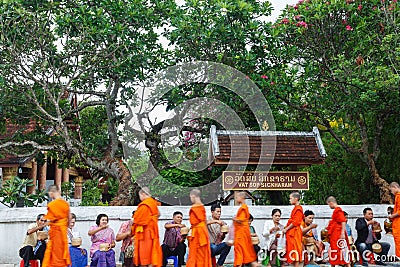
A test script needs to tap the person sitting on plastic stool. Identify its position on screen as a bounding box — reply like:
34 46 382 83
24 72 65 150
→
19 214 49 267
207 204 231 267
161 211 187 267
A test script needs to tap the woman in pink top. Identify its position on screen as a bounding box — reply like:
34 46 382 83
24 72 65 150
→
88 214 116 267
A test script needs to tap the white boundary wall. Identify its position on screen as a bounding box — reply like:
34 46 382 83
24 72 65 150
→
0 205 396 264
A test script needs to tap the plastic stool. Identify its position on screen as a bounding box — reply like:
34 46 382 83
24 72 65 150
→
360 251 375 265
20 259 39 267
167 255 178 267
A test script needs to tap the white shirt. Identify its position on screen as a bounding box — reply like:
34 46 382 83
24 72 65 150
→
262 220 284 250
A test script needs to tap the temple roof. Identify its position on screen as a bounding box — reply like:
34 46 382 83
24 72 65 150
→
209 125 327 166
0 120 39 167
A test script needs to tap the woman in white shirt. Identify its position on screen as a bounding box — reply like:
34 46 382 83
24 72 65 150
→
68 213 78 245
262 209 284 266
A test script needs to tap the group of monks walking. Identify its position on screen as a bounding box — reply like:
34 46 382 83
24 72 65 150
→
132 188 258 267
36 182 400 267
132 185 400 267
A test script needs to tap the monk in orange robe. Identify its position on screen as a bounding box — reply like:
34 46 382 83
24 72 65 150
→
187 189 211 267
389 182 400 259
42 185 71 267
326 196 350 267
132 187 162 267
283 191 303 267
233 191 258 267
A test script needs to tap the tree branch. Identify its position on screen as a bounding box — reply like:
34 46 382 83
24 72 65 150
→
0 141 57 151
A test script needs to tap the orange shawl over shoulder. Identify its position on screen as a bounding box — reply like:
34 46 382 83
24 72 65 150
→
132 197 162 267
327 206 350 265
392 193 400 257
187 203 211 267
285 205 304 264
234 204 257 266
42 198 71 267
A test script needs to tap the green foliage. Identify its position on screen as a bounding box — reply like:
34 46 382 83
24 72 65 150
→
0 0 174 204
1 0 399 205
262 0 400 202
81 179 104 206
127 154 150 184
305 134 380 204
105 177 119 198
0 177 47 208
161 0 275 129
79 106 110 158
61 181 74 201
268 0 400 145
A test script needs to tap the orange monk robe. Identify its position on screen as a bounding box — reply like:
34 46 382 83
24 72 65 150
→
132 197 162 267
42 198 71 267
187 203 211 267
234 203 257 266
392 192 400 257
285 205 304 264
327 206 350 265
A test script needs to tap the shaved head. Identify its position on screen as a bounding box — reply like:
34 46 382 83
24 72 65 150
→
290 191 301 200
190 189 201 197
326 196 338 209
139 187 151 196
235 191 247 205
389 182 400 195
237 191 246 198
326 196 337 203
138 187 151 201
190 189 202 204
48 184 61 200
48 184 59 193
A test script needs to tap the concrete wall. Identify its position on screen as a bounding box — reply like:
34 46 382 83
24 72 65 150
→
0 204 395 264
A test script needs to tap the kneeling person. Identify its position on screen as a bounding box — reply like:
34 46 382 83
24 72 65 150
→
162 211 187 267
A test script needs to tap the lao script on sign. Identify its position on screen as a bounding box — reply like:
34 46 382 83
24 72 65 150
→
222 171 309 190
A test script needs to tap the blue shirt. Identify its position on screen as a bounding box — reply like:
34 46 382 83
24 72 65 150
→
69 246 88 267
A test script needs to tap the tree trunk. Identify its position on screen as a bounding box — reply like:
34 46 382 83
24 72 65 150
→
367 154 392 204
109 160 136 206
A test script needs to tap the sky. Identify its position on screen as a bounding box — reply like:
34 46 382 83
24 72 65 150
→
268 0 298 21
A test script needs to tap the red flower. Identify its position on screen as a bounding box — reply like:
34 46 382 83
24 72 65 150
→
296 21 308 28
358 4 362 10
346 25 353 31
281 18 290 24
261 75 268 79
